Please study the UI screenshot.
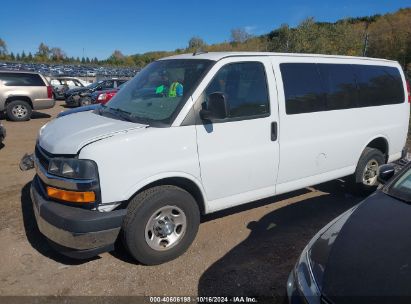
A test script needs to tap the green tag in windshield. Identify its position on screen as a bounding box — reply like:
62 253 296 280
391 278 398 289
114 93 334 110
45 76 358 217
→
155 85 165 94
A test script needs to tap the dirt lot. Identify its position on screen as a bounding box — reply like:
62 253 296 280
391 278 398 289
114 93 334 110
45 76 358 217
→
0 102 378 300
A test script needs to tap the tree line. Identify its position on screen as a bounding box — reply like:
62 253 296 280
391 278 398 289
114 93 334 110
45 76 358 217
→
0 8 410 71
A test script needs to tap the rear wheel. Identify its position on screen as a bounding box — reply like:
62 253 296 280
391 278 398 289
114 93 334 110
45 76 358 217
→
122 185 200 265
353 147 385 192
6 100 32 121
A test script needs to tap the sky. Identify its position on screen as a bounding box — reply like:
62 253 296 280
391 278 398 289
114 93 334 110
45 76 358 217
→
0 0 409 59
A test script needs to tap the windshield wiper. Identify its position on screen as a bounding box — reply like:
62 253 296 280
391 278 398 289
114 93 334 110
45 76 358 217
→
106 107 134 122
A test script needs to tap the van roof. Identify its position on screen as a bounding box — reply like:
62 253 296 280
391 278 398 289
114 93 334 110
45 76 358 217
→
160 51 397 63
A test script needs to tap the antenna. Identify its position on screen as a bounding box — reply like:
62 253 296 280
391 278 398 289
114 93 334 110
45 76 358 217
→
193 49 208 56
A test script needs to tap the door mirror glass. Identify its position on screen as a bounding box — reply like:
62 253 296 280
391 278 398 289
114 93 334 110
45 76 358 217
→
200 92 229 120
378 164 396 184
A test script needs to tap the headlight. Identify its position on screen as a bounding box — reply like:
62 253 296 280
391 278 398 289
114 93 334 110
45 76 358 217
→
98 93 107 101
293 245 321 304
292 206 358 303
48 158 98 180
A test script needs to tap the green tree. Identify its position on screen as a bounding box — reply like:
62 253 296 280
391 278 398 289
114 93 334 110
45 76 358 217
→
188 36 206 50
50 47 65 61
0 38 7 54
36 42 50 61
230 28 253 44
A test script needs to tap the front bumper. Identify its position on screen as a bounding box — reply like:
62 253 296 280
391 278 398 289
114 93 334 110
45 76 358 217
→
0 125 6 142
287 270 308 304
30 176 127 258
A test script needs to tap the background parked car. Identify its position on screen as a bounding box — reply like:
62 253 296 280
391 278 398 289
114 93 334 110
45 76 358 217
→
65 78 127 107
91 81 127 104
0 61 139 78
50 77 85 99
0 71 55 121
287 161 411 304
0 121 5 143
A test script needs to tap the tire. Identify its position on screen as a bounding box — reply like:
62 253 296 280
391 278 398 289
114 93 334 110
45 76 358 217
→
122 185 200 265
79 97 92 107
6 100 32 121
353 147 385 192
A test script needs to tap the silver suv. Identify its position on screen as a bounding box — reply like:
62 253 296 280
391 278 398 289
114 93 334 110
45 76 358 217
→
0 71 55 121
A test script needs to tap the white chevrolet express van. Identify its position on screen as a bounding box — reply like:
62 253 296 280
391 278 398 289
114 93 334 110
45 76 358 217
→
30 52 410 264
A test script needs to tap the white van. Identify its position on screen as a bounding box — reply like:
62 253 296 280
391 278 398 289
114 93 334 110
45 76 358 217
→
30 52 410 264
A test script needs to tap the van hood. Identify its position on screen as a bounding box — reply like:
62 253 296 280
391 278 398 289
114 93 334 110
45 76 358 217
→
38 111 147 154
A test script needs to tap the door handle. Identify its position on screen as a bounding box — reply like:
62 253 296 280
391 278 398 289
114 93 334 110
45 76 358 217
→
271 122 278 141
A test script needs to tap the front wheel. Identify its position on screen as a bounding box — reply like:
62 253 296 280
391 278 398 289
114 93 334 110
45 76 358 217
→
79 97 92 107
122 185 200 265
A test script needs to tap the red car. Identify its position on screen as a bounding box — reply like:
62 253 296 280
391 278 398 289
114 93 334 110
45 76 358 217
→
91 81 127 105
92 89 118 104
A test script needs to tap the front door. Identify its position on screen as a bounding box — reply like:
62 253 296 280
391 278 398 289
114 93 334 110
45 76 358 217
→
195 58 280 211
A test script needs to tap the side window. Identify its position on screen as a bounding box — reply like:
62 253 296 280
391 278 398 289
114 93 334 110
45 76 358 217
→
66 80 76 87
117 80 127 87
204 62 269 119
280 63 326 114
318 64 358 110
50 79 59 86
354 65 404 107
0 73 44 86
103 80 114 89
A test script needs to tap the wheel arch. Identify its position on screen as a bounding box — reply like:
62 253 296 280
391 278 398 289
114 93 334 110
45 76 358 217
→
362 136 390 163
125 174 208 215
5 96 33 109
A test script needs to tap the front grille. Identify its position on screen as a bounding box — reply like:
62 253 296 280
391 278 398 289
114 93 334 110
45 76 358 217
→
35 144 50 170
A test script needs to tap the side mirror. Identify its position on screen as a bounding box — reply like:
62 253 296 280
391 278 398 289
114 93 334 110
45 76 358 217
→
199 92 229 121
377 164 396 184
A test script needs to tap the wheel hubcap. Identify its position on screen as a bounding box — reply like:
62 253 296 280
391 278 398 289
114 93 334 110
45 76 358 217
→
12 105 28 118
363 159 379 185
82 99 91 105
145 206 186 251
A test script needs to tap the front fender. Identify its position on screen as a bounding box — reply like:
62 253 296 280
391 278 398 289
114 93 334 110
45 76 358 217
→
123 172 209 212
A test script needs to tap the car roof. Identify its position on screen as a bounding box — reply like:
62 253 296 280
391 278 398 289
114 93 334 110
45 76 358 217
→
160 51 397 63
51 76 81 80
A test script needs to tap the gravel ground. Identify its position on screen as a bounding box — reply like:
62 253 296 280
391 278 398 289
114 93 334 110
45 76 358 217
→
0 102 387 302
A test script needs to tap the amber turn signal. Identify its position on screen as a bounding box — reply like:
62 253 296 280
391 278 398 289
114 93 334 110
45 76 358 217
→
47 186 95 203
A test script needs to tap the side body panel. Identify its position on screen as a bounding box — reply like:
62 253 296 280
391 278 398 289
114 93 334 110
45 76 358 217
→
192 57 280 212
272 56 409 195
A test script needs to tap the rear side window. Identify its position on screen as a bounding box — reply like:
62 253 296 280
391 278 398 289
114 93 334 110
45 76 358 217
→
205 62 270 119
318 64 359 110
354 65 404 107
281 63 404 114
117 80 127 87
0 73 44 86
280 63 326 114
102 80 114 89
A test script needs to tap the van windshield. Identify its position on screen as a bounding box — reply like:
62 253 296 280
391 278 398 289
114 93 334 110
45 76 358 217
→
103 59 212 126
